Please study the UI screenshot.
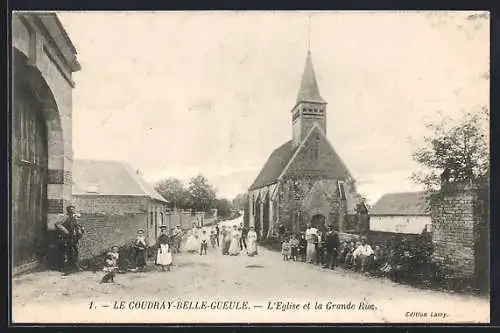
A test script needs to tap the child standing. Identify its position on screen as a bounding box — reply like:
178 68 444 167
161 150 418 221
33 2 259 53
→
101 246 119 283
134 229 148 271
200 229 209 255
281 238 291 261
289 234 299 261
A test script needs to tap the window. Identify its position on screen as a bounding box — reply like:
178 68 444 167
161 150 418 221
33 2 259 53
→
338 181 346 200
312 135 320 160
150 211 154 226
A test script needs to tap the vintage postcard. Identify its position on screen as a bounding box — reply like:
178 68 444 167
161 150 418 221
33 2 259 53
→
10 11 490 324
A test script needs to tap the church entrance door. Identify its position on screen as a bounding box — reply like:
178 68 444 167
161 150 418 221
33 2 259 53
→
310 214 326 231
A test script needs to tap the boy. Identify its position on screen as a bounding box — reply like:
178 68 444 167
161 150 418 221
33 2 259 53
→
200 229 209 255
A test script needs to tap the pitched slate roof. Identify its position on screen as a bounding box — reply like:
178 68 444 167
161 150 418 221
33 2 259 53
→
370 191 429 216
249 141 293 190
72 159 167 203
296 51 326 104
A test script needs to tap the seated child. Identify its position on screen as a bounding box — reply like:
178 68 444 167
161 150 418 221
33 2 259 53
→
344 241 357 269
281 238 291 261
101 246 119 283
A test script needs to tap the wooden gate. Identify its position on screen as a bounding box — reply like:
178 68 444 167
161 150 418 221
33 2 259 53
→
12 79 48 267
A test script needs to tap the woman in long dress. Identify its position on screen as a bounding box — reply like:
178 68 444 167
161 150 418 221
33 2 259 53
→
184 224 200 253
155 232 172 271
246 226 258 256
305 225 318 264
221 226 231 255
228 225 241 256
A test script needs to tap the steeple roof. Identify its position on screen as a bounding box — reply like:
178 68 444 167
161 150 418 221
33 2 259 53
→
296 51 326 104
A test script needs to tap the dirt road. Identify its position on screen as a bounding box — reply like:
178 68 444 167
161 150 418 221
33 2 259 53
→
12 241 489 324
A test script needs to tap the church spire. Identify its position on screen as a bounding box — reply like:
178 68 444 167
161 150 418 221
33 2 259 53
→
296 52 325 104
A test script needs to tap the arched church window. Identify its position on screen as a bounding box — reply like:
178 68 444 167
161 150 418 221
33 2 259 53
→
337 181 346 200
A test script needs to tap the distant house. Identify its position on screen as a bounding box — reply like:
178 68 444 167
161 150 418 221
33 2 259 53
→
72 159 169 244
370 191 431 235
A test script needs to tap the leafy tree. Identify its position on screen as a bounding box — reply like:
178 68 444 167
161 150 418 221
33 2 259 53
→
187 174 217 212
410 106 489 191
155 177 185 209
215 198 233 219
231 193 248 211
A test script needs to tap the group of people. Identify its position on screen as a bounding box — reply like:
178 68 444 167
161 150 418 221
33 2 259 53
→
182 222 259 257
281 223 341 270
278 221 430 284
101 225 174 283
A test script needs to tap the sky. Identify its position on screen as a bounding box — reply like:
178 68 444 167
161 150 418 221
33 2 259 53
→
57 11 489 204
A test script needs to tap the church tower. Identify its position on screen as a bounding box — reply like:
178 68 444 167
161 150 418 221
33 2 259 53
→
291 51 327 149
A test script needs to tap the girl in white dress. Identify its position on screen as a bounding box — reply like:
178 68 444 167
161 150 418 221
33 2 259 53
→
228 225 242 256
184 224 200 253
246 226 258 256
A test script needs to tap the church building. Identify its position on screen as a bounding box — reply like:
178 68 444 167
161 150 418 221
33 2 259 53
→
245 51 366 239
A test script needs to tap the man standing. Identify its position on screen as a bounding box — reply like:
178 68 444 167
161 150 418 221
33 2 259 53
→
323 225 340 270
55 205 84 274
172 225 182 253
239 223 248 250
215 223 220 247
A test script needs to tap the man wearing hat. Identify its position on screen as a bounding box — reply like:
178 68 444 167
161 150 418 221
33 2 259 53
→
352 236 374 273
323 224 340 270
55 205 84 273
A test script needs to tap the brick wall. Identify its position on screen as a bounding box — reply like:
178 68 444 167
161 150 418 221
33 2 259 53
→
73 195 148 214
78 213 147 260
430 181 487 279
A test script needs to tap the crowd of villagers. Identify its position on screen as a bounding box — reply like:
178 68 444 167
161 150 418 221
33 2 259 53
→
277 223 436 285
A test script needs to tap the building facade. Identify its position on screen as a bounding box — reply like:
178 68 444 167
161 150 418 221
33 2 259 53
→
369 191 432 235
72 159 170 245
12 13 80 270
246 51 364 239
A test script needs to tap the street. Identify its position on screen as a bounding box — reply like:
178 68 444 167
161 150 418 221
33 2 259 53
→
12 216 489 324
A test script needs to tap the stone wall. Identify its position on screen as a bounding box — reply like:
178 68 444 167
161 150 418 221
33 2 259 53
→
430 181 488 280
276 178 350 233
12 13 80 226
